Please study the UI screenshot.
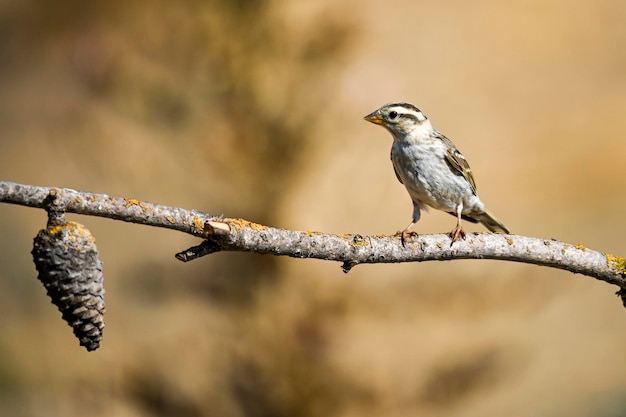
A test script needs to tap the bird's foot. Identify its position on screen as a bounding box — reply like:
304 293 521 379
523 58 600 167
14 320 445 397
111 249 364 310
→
395 229 418 247
449 225 466 244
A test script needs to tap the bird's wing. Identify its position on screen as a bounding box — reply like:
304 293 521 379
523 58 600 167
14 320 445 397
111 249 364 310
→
390 150 404 184
438 133 477 194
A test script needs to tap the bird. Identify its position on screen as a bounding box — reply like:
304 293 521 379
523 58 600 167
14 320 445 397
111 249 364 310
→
364 102 509 244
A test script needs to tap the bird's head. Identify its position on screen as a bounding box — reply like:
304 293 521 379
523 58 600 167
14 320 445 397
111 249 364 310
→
364 102 432 141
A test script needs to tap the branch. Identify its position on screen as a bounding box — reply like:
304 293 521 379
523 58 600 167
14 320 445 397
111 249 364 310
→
2 180 625 289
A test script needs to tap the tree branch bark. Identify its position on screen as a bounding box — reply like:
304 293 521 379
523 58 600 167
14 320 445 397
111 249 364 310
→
2 181 625 294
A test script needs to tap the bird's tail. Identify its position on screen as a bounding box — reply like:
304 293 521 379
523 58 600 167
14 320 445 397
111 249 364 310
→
476 209 510 234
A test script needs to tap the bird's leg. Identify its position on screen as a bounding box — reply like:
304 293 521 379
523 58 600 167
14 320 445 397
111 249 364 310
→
450 203 466 243
395 202 420 246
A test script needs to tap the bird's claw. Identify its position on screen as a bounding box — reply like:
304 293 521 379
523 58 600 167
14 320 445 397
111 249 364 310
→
449 225 466 244
395 230 418 247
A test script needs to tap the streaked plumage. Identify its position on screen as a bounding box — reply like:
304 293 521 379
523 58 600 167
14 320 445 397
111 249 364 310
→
364 102 509 243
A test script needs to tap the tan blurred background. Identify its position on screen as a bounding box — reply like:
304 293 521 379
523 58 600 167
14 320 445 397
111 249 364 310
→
1 0 626 416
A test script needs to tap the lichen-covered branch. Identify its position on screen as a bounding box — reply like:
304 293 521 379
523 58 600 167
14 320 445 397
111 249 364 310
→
2 181 626 291
0 181 220 237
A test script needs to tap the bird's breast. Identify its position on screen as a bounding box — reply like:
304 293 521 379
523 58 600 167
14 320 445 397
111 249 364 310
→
391 141 476 212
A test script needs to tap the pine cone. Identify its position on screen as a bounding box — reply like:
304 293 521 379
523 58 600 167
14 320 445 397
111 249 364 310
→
32 220 105 351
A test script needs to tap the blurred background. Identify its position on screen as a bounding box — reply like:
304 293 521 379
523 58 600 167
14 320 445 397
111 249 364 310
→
1 0 626 416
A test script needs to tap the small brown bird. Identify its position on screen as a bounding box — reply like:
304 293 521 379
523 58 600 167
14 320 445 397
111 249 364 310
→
364 102 509 243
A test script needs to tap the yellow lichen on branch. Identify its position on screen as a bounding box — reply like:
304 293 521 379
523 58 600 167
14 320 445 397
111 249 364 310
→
606 253 626 275
227 218 268 232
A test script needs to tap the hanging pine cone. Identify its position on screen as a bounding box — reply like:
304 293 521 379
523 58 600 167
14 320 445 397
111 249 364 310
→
32 219 105 351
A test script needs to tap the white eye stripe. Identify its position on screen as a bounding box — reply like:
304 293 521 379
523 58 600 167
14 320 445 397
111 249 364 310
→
389 109 426 123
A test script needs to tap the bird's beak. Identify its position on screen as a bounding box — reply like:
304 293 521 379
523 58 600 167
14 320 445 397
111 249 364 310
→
364 111 384 125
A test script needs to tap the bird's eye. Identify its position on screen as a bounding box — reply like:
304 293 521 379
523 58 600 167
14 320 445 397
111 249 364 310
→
388 111 398 120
